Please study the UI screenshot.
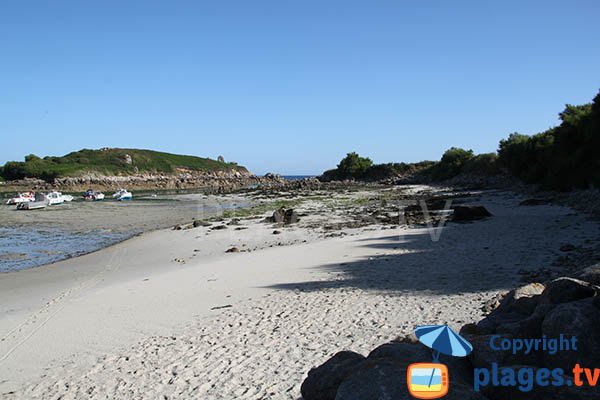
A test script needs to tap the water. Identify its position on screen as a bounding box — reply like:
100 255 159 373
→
282 175 315 180
0 192 246 272
0 226 130 272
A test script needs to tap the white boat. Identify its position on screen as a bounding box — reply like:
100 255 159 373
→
112 189 132 201
46 191 65 205
83 189 105 201
61 193 74 202
17 192 49 210
6 192 35 205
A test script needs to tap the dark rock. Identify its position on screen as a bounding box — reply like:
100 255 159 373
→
284 209 300 224
575 264 600 285
271 208 285 223
193 220 212 228
335 358 486 400
300 351 366 400
452 205 492 222
212 225 228 230
273 230 282 235
541 299 600 370
539 277 596 304
480 365 598 400
225 247 240 253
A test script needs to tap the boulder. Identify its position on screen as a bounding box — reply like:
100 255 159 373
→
193 220 211 228
539 277 596 304
576 264 600 285
452 205 492 222
334 358 486 400
479 365 599 400
540 299 600 370
225 247 240 253
301 351 366 400
284 209 300 224
271 208 285 223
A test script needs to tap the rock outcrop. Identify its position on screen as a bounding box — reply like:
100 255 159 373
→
302 275 600 400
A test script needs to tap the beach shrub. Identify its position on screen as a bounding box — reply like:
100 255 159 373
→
429 147 474 180
498 90 600 190
335 152 373 179
462 153 501 175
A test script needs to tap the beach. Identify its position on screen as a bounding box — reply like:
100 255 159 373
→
1 185 599 398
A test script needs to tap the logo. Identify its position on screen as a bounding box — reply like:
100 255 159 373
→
407 363 449 399
407 325 473 399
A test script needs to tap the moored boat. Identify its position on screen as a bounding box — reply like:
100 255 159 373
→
112 189 132 201
83 189 105 201
6 192 35 205
46 191 65 205
16 192 49 210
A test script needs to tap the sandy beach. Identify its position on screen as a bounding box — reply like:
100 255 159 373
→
1 186 599 399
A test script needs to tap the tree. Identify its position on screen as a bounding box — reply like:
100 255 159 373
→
336 152 373 179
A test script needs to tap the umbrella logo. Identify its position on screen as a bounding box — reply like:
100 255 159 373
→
407 325 473 399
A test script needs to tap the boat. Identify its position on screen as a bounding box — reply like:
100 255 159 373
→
46 191 65 205
83 189 105 201
61 193 74 202
112 189 133 201
17 192 49 210
6 192 35 205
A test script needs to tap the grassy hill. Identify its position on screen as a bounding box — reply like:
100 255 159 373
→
0 148 248 182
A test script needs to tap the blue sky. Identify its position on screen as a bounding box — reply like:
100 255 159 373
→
1 1 599 175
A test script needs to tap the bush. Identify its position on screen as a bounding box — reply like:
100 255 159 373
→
335 152 373 179
430 147 474 180
463 153 501 175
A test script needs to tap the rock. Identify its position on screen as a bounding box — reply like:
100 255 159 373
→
452 205 492 221
193 220 211 228
559 244 576 252
284 209 300 224
333 359 406 400
123 154 132 164
480 365 598 400
576 264 600 285
541 299 600 370
217 155 225 163
335 358 486 400
300 351 366 400
273 230 282 235
271 208 285 223
212 225 228 230
539 277 596 304
227 218 241 226
225 247 240 253
173 224 183 230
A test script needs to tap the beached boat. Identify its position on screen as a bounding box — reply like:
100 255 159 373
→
83 189 105 201
112 189 133 201
6 192 35 205
17 192 49 210
61 193 74 202
46 191 65 205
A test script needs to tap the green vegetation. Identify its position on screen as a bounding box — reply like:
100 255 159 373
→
497 95 600 190
322 89 600 190
221 199 305 219
0 148 247 182
321 152 434 181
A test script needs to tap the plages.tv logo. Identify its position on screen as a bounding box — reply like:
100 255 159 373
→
407 325 473 399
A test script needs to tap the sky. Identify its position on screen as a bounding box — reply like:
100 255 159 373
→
1 1 599 175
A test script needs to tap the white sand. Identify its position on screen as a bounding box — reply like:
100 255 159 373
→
1 189 598 399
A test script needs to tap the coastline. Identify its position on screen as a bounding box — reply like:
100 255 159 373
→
2 185 599 398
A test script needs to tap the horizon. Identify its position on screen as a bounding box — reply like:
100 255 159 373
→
1 1 599 175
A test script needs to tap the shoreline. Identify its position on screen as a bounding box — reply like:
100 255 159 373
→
1 185 599 398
